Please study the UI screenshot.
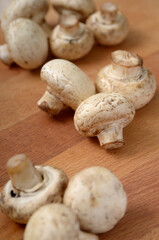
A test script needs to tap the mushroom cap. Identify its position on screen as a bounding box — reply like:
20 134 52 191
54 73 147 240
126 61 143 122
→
5 18 48 69
74 92 135 137
50 0 96 20
96 51 156 110
86 3 128 45
64 166 127 233
6 153 43 191
1 0 48 33
40 59 96 110
24 203 80 240
0 166 68 224
50 18 94 60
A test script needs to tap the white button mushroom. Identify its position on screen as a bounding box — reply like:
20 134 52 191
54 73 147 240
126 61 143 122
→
64 167 127 234
0 18 49 69
74 92 135 149
24 203 99 240
86 2 129 45
50 15 94 60
1 0 50 38
96 50 157 109
0 154 68 223
50 0 96 21
37 59 96 115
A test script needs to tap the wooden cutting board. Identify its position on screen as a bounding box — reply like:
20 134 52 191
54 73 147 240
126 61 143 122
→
0 0 159 239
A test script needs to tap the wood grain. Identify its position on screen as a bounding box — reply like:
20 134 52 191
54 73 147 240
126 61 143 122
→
0 0 159 239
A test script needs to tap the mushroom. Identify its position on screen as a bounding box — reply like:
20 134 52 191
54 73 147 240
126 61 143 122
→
96 50 157 109
24 203 99 240
0 18 49 69
64 166 127 234
74 92 135 149
1 0 51 38
37 59 96 115
86 2 129 45
50 15 94 60
50 0 96 21
0 154 68 223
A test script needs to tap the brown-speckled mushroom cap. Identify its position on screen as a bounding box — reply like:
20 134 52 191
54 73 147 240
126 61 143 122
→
0 166 68 224
5 18 48 69
86 2 129 45
64 166 127 233
50 15 94 60
50 0 96 21
96 50 157 110
24 203 99 240
74 93 135 149
1 0 48 34
38 59 95 114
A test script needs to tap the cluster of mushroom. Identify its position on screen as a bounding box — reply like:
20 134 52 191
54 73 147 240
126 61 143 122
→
0 154 127 239
50 0 129 59
0 1 157 239
0 0 50 69
0 0 130 68
38 51 156 149
73 50 156 149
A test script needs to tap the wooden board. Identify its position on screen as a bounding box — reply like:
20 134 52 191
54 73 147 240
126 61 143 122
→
0 0 159 239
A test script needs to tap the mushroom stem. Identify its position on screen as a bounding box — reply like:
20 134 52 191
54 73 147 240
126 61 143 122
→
0 44 13 65
111 62 142 79
79 231 99 240
58 8 82 21
60 15 82 39
110 51 143 79
100 2 118 23
97 125 124 149
7 154 43 191
37 90 65 115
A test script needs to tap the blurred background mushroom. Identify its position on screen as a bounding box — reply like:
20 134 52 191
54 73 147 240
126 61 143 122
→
0 0 51 38
50 0 96 22
50 14 94 60
86 2 129 45
0 18 49 69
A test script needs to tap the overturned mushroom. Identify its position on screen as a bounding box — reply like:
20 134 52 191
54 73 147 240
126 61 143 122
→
24 203 99 240
86 2 129 45
50 0 96 21
1 0 51 38
38 59 96 115
50 15 94 60
96 50 157 109
0 18 48 69
0 154 68 223
74 93 135 149
64 166 127 233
